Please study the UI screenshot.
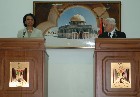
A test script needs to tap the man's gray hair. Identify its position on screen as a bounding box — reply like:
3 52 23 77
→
105 18 116 25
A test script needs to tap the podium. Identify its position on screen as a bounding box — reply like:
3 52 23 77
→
0 38 47 97
95 38 140 97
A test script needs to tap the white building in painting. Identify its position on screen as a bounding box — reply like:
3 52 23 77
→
58 14 96 39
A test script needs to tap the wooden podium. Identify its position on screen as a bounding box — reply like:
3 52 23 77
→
95 38 140 97
0 38 47 97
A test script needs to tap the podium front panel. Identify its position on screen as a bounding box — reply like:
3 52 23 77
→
95 38 140 97
0 38 47 97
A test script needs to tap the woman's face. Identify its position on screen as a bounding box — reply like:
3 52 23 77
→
25 16 34 27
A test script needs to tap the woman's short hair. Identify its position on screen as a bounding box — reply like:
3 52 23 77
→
23 13 36 27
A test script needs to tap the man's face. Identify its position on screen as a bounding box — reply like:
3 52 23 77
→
25 16 34 27
104 21 113 33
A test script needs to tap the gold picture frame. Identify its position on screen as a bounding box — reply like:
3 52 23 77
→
33 1 121 48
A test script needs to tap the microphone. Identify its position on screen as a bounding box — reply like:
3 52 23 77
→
23 31 26 38
112 32 117 38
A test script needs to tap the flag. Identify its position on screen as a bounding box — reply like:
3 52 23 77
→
98 18 104 35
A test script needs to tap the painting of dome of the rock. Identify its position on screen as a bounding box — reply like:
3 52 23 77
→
58 14 95 39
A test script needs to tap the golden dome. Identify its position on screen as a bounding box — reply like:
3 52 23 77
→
70 14 86 22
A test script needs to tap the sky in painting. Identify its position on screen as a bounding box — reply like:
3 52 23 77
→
57 6 98 30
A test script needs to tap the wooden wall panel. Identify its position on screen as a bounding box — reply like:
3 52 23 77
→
0 58 3 90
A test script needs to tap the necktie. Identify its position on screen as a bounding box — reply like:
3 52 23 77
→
109 33 111 38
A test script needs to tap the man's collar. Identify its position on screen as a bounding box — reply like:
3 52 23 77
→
110 29 116 35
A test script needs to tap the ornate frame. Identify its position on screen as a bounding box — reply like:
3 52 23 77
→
33 1 121 48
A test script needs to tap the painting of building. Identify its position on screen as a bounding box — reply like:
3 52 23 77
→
58 14 96 39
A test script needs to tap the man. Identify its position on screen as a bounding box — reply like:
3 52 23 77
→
98 18 126 38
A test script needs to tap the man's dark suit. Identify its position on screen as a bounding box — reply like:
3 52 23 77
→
98 30 126 38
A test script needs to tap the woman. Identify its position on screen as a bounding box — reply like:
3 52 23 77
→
17 13 43 38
